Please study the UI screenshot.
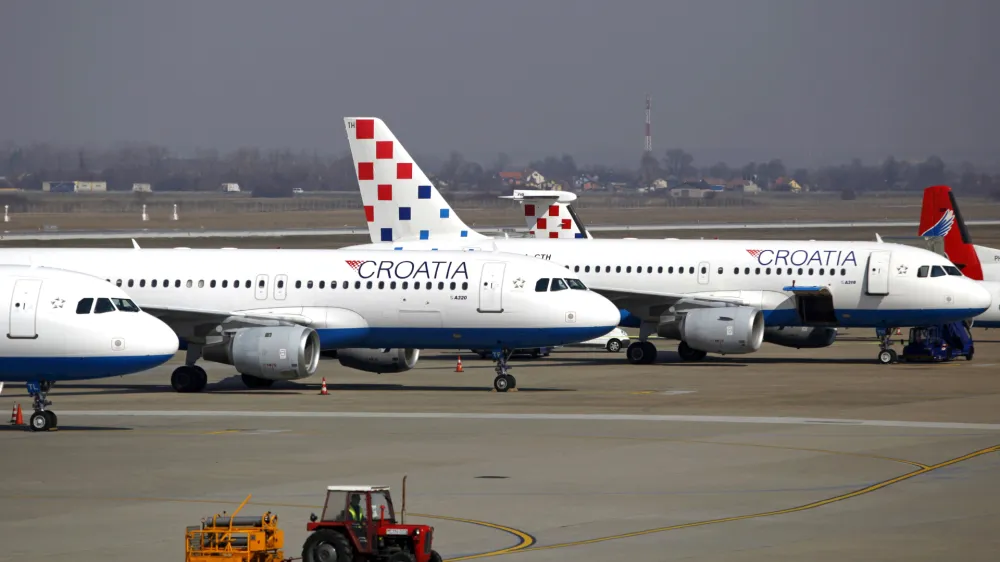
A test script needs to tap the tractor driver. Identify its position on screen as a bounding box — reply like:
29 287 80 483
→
348 494 366 522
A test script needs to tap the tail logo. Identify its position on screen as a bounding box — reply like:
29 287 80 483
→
920 210 954 237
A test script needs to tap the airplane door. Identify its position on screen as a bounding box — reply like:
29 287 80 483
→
274 274 288 300
254 274 269 301
866 250 891 296
9 279 42 339
477 262 506 313
698 261 710 285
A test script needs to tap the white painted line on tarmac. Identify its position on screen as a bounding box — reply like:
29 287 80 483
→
56 410 1000 430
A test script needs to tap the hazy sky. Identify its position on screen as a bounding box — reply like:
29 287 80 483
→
2 0 997 167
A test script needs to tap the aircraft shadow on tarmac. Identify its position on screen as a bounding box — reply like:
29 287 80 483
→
0 425 133 432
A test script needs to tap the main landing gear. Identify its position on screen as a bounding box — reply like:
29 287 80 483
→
491 349 517 392
26 380 57 432
171 365 208 393
877 328 899 365
626 341 658 364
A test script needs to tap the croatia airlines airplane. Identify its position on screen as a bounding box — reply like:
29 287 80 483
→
917 185 1000 327
0 248 619 393
343 117 992 365
0 265 178 431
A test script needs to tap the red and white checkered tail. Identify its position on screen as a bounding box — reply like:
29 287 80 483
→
524 201 589 239
344 117 483 245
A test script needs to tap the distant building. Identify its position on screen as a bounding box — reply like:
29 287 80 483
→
220 183 241 192
42 181 107 193
524 170 545 187
498 171 524 185
132 183 153 193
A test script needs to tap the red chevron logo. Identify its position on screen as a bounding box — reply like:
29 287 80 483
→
345 260 364 271
746 249 762 258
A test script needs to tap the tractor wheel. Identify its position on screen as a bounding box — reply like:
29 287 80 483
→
429 550 443 562
387 551 415 562
303 529 353 562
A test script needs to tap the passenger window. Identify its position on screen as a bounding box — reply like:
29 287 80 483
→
734 268 739 274
840 268 846 276
931 266 946 277
210 280 216 288
808 268 814 275
765 268 771 275
294 280 300 289
319 281 325 289
222 280 228 288
574 266 580 272
378 281 385 289
688 267 694 274
402 281 408 289
819 268 824 275
163 279 168 287
438 282 444 290
115 279 122 287
151 279 158 288
198 280 205 288
718 267 724 274
535 278 549 292
366 281 373 289
341 281 348 289
755 268 761 275
450 281 456 290
308 281 314 289
462 282 468 290
425 282 432 289
76 298 94 314
245 280 251 288
797 268 803 275
93 298 115 314
700 266 707 274
355 281 361 289
616 266 621 273
585 266 591 273
657 267 663 273
626 266 632 273
127 279 134 288
187 280 193 288
668 267 674 274
605 266 610 273
550 278 568 291
744 267 750 274
566 278 587 290
139 279 146 288
258 280 265 288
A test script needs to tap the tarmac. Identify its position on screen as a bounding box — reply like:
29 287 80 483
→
2 331 1000 561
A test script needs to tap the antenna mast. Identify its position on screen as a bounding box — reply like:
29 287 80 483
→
644 93 652 154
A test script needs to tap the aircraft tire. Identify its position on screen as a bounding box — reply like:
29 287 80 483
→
171 366 205 393
877 349 895 364
29 411 52 432
493 375 510 392
626 342 648 364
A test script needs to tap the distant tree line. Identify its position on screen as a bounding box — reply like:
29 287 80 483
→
1 143 998 198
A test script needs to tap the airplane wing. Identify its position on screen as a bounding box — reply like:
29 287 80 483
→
591 286 749 320
140 305 316 340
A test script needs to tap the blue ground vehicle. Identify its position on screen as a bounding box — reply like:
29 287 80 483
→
898 322 975 363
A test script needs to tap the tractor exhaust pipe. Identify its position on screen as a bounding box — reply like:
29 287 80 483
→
401 475 407 525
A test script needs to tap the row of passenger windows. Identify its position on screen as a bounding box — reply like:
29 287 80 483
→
569 264 851 276
76 297 141 314
918 265 962 278
112 278 470 291
535 278 589 292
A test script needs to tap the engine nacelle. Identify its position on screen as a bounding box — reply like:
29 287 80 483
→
202 326 321 380
763 326 837 349
674 306 765 354
336 348 420 374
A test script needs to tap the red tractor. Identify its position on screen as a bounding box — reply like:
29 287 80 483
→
303 485 442 562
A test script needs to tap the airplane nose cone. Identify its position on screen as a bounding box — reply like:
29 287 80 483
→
144 314 180 357
966 281 993 315
591 293 622 330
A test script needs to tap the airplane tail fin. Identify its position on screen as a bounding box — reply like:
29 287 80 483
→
499 189 592 239
344 117 483 243
919 185 983 280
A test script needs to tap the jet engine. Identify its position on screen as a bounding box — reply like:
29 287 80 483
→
672 306 765 354
763 326 837 349
335 348 420 374
202 326 320 380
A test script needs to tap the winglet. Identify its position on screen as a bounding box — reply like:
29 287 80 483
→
132 239 141 250
875 233 883 243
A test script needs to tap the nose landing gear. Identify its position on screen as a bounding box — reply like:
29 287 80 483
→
491 349 517 392
26 380 57 432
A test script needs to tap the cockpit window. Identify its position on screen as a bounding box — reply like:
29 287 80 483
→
930 266 946 277
917 266 929 278
535 278 549 292
76 298 94 314
565 278 587 290
944 265 962 276
550 278 568 292
111 298 141 312
93 298 115 314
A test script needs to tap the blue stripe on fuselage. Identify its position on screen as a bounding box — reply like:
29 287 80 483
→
0 354 176 382
762 308 987 328
316 325 615 350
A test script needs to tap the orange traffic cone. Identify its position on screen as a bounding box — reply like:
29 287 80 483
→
319 377 328 395
895 328 902 336
15 404 23 426
455 356 464 373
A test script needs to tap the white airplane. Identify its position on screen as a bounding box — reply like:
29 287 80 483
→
498 190 591 239
0 265 178 431
342 117 992 366
0 248 620 393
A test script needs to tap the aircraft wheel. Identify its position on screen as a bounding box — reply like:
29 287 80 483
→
877 349 896 364
641 341 658 364
626 342 647 364
44 411 57 429
606 339 622 352
29 411 52 432
171 366 205 393
493 375 511 393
